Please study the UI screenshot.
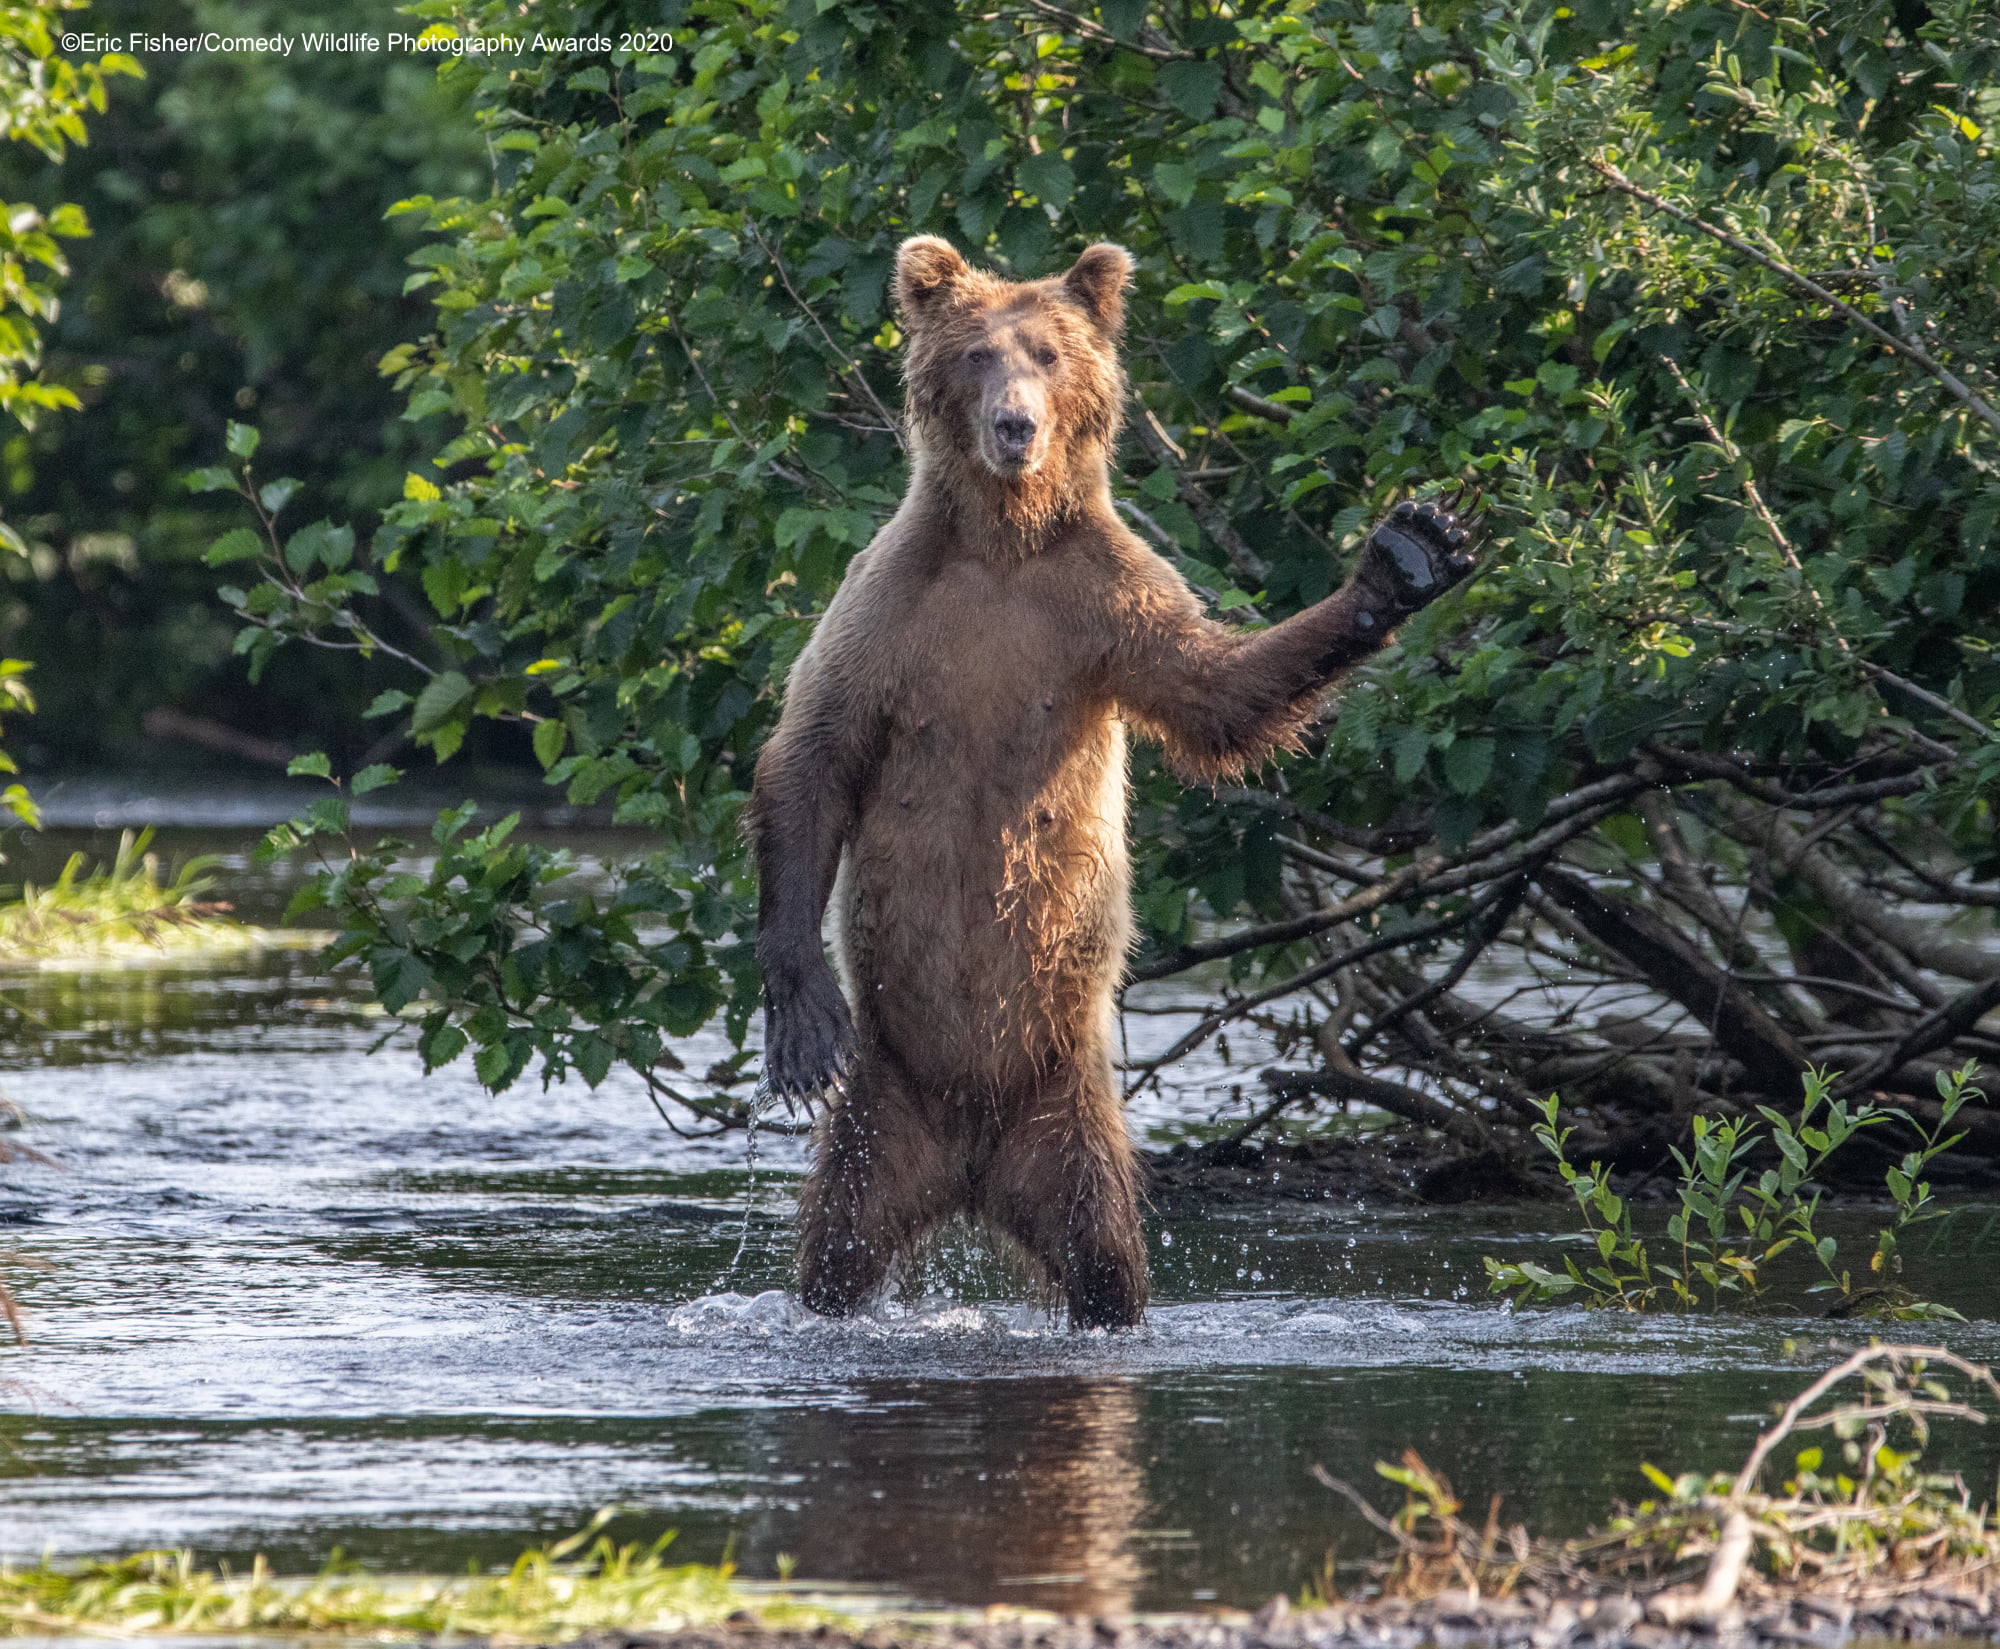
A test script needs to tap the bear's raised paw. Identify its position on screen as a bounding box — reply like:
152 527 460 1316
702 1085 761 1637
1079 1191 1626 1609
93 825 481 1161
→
1358 496 1479 619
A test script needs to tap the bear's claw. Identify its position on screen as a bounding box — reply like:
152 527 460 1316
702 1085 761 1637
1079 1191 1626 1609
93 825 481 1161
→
1360 495 1479 618
758 966 855 1118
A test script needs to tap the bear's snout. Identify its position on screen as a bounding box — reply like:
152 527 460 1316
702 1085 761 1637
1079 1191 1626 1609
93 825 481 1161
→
993 409 1038 456
978 383 1050 475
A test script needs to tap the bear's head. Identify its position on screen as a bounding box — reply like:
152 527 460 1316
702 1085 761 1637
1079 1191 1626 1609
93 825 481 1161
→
894 236 1134 533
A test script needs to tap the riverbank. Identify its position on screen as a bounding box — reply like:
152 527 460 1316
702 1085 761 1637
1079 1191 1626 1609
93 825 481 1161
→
569 1582 2000 1649
1144 1134 1547 1209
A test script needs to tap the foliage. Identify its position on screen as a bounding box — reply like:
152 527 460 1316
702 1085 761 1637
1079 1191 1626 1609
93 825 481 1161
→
0 0 133 823
1314 1344 2000 1607
195 429 760 1118
213 0 2000 1149
0 825 264 960
0 0 486 767
0 0 135 432
0 655 31 828
0 1512 821 1637
1485 1063 1980 1315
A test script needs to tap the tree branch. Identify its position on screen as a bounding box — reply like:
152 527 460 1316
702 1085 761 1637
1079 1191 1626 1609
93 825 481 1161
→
1836 977 2000 1096
1591 161 2000 439
1536 866 1813 1097
1258 1063 1493 1151
1132 789 1642 981
1127 393 1271 583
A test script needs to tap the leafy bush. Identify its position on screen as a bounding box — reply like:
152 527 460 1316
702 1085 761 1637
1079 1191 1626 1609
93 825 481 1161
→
0 0 137 818
215 0 2000 1159
1484 1062 1981 1314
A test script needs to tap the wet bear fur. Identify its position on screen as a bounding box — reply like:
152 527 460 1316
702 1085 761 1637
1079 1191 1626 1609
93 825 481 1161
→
746 236 1473 1329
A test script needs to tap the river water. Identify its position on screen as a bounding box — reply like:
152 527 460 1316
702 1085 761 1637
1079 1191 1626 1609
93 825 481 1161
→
3 813 1998 1614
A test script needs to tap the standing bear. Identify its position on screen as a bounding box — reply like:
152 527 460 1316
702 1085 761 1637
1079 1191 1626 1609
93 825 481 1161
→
747 236 1474 1329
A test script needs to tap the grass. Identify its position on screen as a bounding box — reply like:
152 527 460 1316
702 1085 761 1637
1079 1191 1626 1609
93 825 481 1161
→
0 828 312 965
0 1514 833 1638
1315 1343 2000 1617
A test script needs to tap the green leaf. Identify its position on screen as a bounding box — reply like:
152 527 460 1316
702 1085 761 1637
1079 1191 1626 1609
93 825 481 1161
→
204 527 263 566
1153 161 1200 208
420 1021 468 1070
258 477 303 513
1018 152 1074 208
473 1039 514 1088
351 764 401 795
429 720 467 763
1442 737 1494 796
287 752 332 779
373 949 432 1013
225 422 261 459
284 520 356 575
533 717 567 770
1159 61 1223 120
411 671 475 735
573 1032 614 1087
404 388 453 421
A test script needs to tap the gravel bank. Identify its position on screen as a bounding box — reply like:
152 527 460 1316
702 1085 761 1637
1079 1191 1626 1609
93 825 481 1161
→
562 1584 1999 1649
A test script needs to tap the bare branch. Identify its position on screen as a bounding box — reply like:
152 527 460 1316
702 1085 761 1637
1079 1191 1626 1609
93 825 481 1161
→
1261 1063 1494 1151
1132 790 1642 981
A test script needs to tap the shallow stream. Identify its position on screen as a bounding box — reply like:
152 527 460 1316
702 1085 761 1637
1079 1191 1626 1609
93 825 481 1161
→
3 814 1999 1614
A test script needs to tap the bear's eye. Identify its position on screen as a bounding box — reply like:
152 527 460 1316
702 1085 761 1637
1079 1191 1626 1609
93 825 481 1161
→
967 347 992 367
1036 347 1058 368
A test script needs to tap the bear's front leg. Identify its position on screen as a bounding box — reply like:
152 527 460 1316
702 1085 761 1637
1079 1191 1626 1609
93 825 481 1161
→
761 956 854 1114
1286 494 1480 686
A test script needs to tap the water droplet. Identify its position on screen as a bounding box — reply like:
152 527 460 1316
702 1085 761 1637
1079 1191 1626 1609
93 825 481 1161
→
1160 1230 1173 1247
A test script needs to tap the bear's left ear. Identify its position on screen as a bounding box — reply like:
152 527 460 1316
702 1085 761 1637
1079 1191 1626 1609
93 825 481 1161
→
1061 243 1135 335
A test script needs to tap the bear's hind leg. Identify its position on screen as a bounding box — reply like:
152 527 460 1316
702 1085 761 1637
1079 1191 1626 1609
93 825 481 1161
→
796 1054 962 1317
983 1065 1148 1330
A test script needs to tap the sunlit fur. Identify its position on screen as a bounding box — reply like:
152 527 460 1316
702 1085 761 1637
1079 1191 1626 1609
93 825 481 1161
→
747 237 1406 1329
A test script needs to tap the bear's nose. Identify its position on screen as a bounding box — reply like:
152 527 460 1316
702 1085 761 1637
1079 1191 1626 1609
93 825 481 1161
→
993 410 1037 453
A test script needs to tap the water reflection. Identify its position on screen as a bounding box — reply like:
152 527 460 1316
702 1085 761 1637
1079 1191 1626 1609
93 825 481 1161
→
757 1379 1144 1615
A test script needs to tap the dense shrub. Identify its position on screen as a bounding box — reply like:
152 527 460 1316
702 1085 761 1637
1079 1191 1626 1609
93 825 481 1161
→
230 0 2000 1166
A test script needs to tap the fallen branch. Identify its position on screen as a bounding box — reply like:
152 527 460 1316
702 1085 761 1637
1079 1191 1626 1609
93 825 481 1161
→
1262 1063 1493 1150
1536 866 1812 1097
1133 789 1639 981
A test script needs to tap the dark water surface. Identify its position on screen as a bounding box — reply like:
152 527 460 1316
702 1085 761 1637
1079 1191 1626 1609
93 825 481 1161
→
3 824 1999 1613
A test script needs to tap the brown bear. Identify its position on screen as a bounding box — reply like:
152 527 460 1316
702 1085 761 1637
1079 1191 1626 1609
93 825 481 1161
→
746 236 1474 1329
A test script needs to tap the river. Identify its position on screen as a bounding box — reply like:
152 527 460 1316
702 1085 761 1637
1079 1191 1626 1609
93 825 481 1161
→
2 802 1997 1614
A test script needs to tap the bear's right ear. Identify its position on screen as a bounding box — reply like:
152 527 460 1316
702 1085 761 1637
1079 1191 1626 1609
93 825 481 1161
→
894 236 970 324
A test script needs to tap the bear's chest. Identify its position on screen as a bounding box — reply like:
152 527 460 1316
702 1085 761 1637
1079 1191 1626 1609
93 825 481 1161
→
867 552 1107 771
